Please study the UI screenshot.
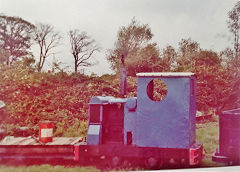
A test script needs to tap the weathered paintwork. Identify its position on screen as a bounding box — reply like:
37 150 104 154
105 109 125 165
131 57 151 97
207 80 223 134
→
0 136 82 145
213 108 240 164
87 124 101 145
135 74 196 148
88 96 127 145
0 136 83 165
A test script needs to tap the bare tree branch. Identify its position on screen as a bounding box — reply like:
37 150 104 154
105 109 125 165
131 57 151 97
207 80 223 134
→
34 23 61 72
228 1 240 68
68 29 100 72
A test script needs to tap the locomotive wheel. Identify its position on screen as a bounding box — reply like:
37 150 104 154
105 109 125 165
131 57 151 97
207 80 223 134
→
180 158 189 168
122 159 132 168
111 156 121 167
145 157 163 169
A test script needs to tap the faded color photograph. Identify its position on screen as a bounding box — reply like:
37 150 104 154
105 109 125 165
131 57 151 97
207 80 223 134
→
0 0 239 171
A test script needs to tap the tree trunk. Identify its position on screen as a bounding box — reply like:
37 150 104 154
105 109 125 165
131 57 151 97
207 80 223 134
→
75 61 78 73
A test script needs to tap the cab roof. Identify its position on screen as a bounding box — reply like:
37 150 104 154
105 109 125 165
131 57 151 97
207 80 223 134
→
136 72 195 77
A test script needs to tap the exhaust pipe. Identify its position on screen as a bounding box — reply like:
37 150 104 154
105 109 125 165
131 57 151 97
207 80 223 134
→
120 54 127 97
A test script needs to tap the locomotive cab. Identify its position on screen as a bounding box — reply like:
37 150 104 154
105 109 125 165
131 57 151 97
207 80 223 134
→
135 72 197 148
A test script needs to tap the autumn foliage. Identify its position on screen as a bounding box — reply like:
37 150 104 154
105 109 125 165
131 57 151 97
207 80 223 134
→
0 62 138 136
0 57 239 137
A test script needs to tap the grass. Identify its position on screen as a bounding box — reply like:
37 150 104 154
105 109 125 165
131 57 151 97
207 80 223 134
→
0 120 226 171
196 121 225 167
0 165 100 172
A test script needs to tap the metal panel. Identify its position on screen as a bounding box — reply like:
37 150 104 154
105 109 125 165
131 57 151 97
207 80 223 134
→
136 72 195 77
213 108 240 164
136 75 194 148
89 96 114 104
219 108 240 161
87 124 101 145
124 98 137 145
89 104 101 123
0 101 5 109
120 67 127 96
189 77 196 145
89 96 127 105
102 104 124 144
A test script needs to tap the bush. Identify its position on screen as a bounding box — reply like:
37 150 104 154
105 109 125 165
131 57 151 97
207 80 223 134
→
0 57 238 136
174 61 238 113
0 62 123 136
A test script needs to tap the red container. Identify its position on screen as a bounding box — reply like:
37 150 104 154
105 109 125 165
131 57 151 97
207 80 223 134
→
39 121 53 143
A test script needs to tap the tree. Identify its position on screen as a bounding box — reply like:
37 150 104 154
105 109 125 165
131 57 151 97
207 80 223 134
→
34 23 61 72
126 43 161 75
196 50 221 66
22 57 35 69
107 18 154 73
173 38 230 112
220 48 235 67
128 44 177 74
228 1 240 65
176 38 200 70
68 29 100 72
0 15 35 65
0 46 9 64
160 45 177 71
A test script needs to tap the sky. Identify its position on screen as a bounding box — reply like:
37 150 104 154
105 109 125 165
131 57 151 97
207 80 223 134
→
0 0 238 75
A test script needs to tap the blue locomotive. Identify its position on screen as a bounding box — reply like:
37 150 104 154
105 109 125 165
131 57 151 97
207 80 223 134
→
75 72 203 168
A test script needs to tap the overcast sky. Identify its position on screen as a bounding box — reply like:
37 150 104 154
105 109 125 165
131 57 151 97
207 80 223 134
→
0 0 238 75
